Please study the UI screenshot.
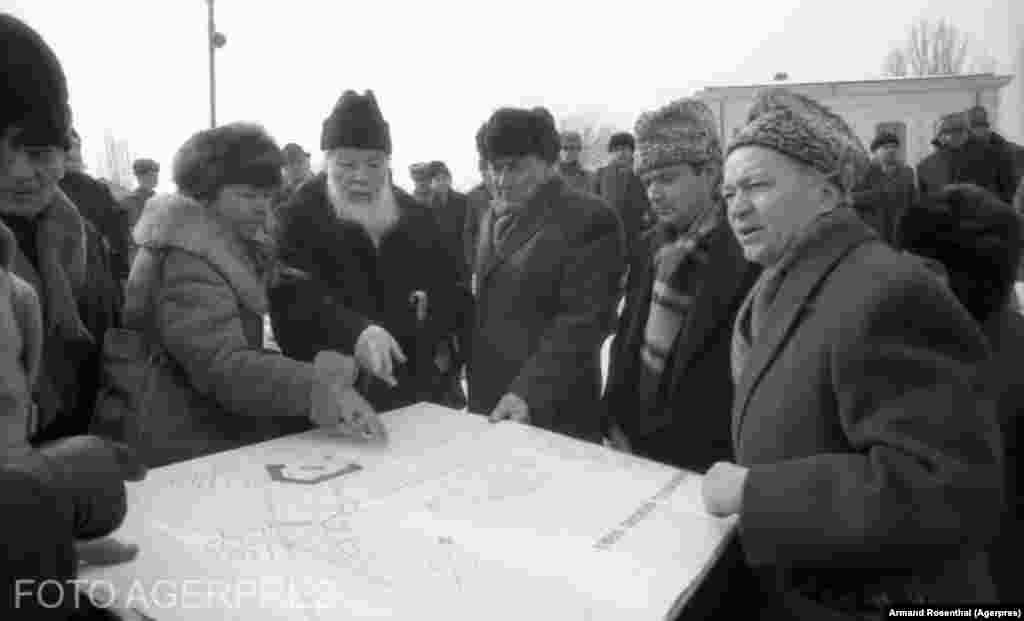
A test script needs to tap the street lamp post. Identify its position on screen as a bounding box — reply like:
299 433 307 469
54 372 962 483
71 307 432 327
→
206 0 226 128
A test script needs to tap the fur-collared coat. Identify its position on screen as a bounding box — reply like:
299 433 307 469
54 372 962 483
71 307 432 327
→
123 194 316 466
733 208 1002 618
469 176 625 441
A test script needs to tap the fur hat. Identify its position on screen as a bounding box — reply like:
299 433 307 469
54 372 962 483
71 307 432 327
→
634 98 721 177
870 131 900 152
937 112 968 135
560 130 583 148
0 14 71 149
320 90 391 154
902 184 1021 323
608 132 636 153
280 143 309 163
483 108 560 164
727 88 869 195
173 122 283 203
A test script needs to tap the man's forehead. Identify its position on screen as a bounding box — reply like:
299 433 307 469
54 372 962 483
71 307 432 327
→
639 162 688 183
490 154 534 167
724 146 782 179
329 147 388 161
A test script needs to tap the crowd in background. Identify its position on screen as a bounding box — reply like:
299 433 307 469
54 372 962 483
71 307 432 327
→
3 10 1024 621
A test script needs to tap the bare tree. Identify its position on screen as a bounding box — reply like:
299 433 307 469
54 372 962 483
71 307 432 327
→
882 18 975 77
557 112 621 171
882 49 908 77
93 129 139 190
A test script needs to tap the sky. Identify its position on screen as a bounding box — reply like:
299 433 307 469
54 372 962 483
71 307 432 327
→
2 0 1017 192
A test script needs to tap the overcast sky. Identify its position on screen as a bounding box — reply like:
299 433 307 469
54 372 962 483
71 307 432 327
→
2 0 1017 192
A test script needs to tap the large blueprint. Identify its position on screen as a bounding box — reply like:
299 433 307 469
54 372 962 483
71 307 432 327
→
79 403 736 620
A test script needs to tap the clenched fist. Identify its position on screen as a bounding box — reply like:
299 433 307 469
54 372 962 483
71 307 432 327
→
701 461 749 517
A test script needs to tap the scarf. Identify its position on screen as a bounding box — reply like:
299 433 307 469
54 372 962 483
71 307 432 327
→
640 199 722 378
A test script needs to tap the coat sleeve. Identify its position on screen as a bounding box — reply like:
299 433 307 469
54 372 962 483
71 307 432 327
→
600 247 644 433
508 207 626 414
739 271 1003 569
154 249 316 419
268 274 370 361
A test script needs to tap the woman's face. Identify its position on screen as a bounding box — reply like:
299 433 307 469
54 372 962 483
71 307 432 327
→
0 127 63 218
211 184 275 238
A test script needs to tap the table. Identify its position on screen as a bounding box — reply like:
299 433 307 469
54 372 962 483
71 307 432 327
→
79 403 736 620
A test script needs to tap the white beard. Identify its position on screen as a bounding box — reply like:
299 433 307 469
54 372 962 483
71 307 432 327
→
327 176 400 246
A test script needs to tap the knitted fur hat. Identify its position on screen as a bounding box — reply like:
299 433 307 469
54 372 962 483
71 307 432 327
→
321 90 391 154
727 88 869 196
0 14 71 149
634 98 721 177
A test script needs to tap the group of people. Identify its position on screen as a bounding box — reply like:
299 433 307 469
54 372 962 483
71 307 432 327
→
3 11 1024 620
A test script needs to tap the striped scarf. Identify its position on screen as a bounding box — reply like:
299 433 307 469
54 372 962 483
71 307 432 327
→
640 200 722 376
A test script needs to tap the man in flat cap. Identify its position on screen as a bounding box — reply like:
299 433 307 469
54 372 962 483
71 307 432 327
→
967 105 1024 189
269 90 467 412
555 130 596 193
114 157 160 283
702 88 1002 617
850 130 917 248
277 142 314 205
469 107 624 442
917 111 1017 203
594 132 652 260
426 160 471 283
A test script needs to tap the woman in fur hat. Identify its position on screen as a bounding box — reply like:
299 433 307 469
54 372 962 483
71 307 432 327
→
120 122 382 467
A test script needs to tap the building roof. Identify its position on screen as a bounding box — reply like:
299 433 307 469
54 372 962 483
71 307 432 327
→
695 73 1014 100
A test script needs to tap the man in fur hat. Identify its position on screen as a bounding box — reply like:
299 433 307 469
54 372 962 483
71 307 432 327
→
0 13 150 616
704 88 1002 617
966 105 1024 187
604 98 759 471
270 90 467 412
850 130 917 248
469 107 624 442
917 111 1017 203
594 132 652 260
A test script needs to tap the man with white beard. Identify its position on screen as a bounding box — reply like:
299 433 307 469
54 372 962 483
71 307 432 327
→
269 90 466 412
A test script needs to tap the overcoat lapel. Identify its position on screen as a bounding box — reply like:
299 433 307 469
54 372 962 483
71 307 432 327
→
731 211 875 446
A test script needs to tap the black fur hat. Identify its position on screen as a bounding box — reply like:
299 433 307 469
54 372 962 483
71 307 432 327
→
321 90 391 154
902 183 1022 323
484 108 560 164
173 122 283 203
0 14 71 149
608 132 635 152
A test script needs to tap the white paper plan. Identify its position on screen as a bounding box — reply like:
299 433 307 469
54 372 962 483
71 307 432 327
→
79 403 736 620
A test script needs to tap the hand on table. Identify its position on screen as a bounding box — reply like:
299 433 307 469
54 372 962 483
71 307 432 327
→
312 350 388 442
701 461 749 517
355 325 406 387
488 393 530 424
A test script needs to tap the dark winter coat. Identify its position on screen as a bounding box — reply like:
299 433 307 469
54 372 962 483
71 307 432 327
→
123 194 317 466
917 137 1018 203
429 189 472 285
604 217 759 471
556 161 596 195
59 171 131 274
851 161 917 248
981 306 1024 601
269 174 465 413
469 176 625 442
733 208 1002 619
594 162 651 256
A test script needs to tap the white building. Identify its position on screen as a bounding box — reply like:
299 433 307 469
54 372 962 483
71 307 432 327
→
694 73 1014 167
